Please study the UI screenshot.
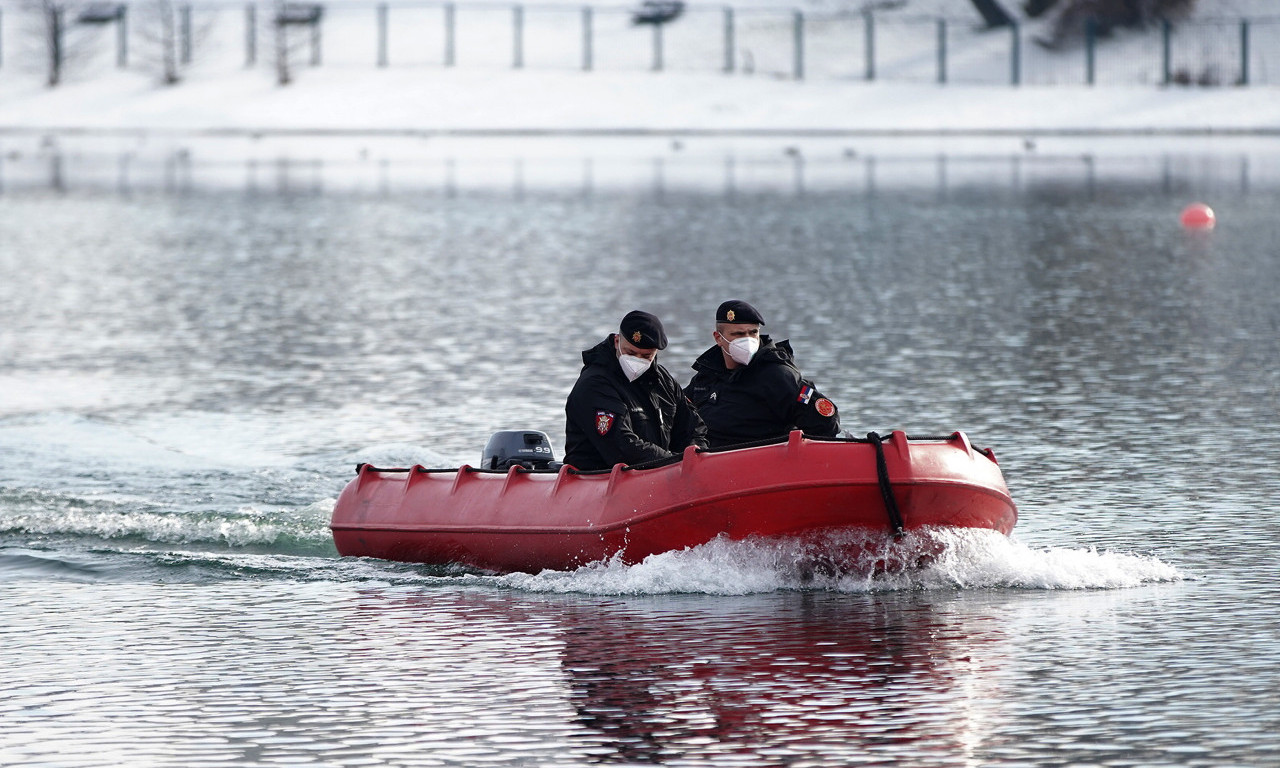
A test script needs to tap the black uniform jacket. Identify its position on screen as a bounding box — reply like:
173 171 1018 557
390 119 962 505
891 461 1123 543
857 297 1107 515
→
564 335 709 471
684 336 840 448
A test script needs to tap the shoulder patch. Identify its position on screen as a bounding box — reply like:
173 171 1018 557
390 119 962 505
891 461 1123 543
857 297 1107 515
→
815 398 836 418
595 411 617 436
797 385 814 405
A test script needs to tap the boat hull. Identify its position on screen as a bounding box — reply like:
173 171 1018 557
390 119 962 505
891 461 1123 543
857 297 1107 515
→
330 431 1016 573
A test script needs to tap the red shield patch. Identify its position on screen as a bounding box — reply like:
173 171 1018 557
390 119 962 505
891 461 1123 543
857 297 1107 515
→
815 398 836 417
596 411 616 435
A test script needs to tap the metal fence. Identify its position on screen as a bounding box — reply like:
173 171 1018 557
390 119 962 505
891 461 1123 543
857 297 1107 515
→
2 2 1277 86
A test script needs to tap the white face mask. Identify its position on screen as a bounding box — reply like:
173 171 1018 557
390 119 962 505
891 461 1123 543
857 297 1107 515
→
616 339 654 382
722 335 760 366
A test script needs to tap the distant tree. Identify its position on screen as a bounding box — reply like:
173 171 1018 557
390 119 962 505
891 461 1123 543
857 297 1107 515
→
1023 0 1060 18
22 0 65 84
137 0 181 84
1037 0 1198 49
968 0 1016 29
21 0 104 86
135 0 214 85
270 0 320 85
38 0 66 85
274 0 293 85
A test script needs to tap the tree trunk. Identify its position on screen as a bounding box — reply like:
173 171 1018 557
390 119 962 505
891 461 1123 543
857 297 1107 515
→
275 0 291 85
160 0 179 84
47 5 63 87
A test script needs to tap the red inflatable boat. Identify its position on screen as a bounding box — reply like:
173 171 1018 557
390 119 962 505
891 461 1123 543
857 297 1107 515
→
330 430 1017 574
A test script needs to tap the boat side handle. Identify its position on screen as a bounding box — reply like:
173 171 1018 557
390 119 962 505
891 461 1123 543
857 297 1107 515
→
606 462 626 496
889 430 910 461
450 465 476 495
404 464 429 493
949 431 976 460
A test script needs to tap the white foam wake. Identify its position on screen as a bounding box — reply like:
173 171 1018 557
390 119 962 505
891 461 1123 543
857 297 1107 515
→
0 499 336 548
495 528 1184 595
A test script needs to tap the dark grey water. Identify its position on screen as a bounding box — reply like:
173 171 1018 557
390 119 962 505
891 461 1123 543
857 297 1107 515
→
2 138 1279 767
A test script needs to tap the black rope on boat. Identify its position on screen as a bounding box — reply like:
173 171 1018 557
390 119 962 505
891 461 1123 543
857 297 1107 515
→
808 431 995 460
353 464 456 475
697 434 792 454
355 463 416 474
866 431 906 536
619 453 688 472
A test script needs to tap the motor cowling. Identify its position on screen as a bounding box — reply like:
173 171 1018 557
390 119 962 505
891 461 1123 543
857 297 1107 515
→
482 430 557 470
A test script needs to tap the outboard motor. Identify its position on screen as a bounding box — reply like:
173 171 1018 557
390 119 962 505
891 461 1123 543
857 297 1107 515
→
481 430 557 471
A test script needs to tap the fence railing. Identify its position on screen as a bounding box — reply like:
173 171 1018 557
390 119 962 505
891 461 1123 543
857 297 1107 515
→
2 2 1277 87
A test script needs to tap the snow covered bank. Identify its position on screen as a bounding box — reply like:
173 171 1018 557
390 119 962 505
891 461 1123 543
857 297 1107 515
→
3 67 1279 136
2 0 1279 137
2 0 1277 197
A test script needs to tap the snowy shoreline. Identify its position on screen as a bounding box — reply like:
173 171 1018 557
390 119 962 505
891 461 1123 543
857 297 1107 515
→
5 128 1279 197
5 71 1280 138
5 125 1280 136
3 0 1278 141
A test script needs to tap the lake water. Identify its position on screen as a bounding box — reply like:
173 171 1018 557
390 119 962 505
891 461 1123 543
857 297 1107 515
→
2 135 1279 767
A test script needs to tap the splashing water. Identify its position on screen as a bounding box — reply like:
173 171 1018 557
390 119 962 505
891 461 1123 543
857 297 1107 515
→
0 500 337 549
496 527 1183 596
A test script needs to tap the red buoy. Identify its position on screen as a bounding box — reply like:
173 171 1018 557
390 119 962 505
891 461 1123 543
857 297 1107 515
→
1180 202 1216 230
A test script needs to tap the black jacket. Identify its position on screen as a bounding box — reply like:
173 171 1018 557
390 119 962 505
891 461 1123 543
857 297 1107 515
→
684 336 840 448
565 335 709 471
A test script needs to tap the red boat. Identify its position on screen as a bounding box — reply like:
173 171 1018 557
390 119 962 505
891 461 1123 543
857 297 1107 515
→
330 430 1017 574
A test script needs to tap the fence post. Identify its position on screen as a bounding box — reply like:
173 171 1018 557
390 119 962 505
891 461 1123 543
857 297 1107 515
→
245 4 255 66
793 10 803 80
1010 20 1020 85
273 6 287 84
445 4 455 66
582 6 592 71
180 5 191 65
1085 17 1095 85
117 6 128 67
377 3 387 67
652 20 663 71
1239 19 1249 86
513 5 523 68
863 9 874 81
311 12 321 65
1162 18 1170 84
723 6 734 73
936 17 946 84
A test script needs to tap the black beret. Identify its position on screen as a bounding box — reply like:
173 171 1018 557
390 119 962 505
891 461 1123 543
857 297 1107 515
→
716 300 765 325
619 310 668 350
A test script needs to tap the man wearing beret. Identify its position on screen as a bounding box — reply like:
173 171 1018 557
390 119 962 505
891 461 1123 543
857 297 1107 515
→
685 300 840 448
564 310 709 471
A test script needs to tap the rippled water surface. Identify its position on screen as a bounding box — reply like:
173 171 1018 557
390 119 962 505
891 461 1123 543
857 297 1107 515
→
3 138 1280 767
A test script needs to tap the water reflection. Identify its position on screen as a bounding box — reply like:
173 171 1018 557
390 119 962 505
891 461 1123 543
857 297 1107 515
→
556 594 1007 764
0 140 1273 199
363 589 1011 765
